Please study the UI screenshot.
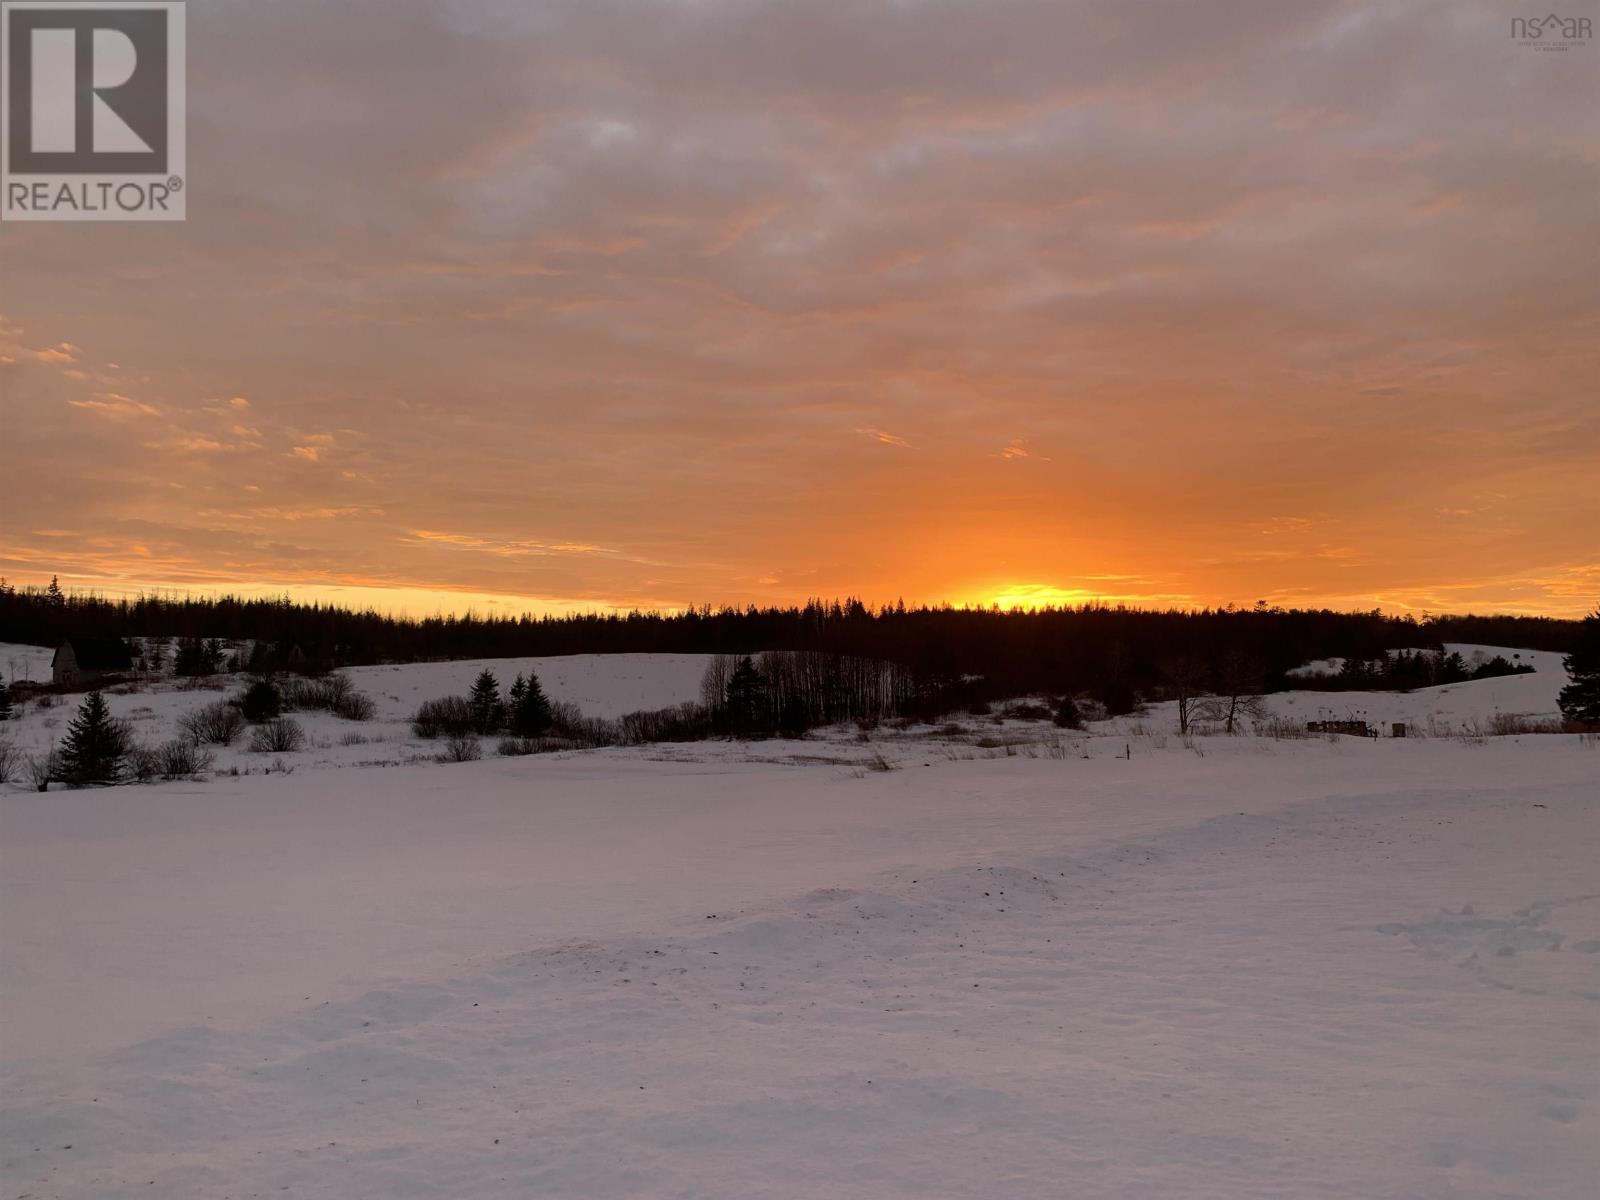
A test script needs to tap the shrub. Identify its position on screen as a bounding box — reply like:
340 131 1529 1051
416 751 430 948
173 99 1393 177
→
547 700 619 748
127 740 213 782
331 689 375 721
1053 696 1084 729
438 732 481 762
413 695 474 738
240 679 282 722
775 695 812 739
618 702 715 744
497 736 538 757
0 737 20 784
180 700 246 746
281 673 373 719
279 676 321 709
126 743 161 782
27 750 58 791
157 738 214 778
1005 700 1054 722
1097 679 1138 717
250 718 306 753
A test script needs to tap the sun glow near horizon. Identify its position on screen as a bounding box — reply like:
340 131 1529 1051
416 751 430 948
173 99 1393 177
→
1 1 1595 627
3 564 1595 623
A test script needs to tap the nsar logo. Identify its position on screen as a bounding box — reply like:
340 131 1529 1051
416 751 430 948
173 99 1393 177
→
1510 13 1593 49
2 1 185 221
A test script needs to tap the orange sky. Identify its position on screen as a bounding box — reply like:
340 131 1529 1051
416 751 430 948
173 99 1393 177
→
2 1 1596 619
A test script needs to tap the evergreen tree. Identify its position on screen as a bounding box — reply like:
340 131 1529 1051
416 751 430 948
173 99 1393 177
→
204 639 227 673
173 637 211 677
58 691 129 785
1054 695 1084 729
775 693 811 739
0 678 12 721
508 674 528 708
510 670 552 736
1097 678 1137 717
468 669 504 734
724 655 769 735
241 678 282 722
46 574 65 609
1558 608 1600 726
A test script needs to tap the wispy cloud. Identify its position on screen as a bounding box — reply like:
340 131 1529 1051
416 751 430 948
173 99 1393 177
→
856 427 910 448
406 530 616 558
68 392 161 420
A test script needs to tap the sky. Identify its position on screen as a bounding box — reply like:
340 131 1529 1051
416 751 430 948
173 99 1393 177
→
2 0 1596 618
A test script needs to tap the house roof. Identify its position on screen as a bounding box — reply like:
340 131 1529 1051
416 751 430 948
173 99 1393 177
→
58 637 134 671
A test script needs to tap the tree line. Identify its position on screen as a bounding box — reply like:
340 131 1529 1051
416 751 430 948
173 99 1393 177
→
0 577 1587 705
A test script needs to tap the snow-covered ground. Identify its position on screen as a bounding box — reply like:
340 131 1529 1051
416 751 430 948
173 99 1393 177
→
1274 646 1559 730
1152 645 1568 737
1 647 1596 1197
0 642 53 686
0 650 718 774
0 643 1573 780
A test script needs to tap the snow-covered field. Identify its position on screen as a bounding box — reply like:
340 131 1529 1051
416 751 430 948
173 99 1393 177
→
1 648 1596 1198
0 650 719 774
1270 645 1562 731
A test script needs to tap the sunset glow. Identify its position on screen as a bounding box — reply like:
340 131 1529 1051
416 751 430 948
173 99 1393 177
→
2 1 1595 618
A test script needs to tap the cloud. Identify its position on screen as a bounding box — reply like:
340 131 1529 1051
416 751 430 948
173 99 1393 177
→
857 427 910 447
288 433 336 462
68 392 161 420
996 439 1051 462
406 529 615 558
0 1 1594 616
34 342 79 365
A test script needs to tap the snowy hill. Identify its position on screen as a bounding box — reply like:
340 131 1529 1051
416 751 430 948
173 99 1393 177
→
1261 643 1565 731
0 651 717 774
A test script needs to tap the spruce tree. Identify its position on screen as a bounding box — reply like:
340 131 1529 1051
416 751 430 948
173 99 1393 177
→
1054 696 1084 729
173 637 208 676
203 639 226 673
59 691 129 785
469 669 504 734
511 670 553 736
724 656 769 735
1558 608 1600 726
241 678 282 722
